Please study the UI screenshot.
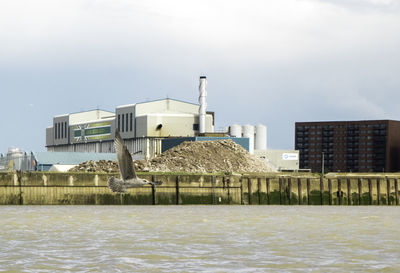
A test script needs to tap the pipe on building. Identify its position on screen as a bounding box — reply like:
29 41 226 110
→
199 76 207 134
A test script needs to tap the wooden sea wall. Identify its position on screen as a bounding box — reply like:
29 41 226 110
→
0 172 399 205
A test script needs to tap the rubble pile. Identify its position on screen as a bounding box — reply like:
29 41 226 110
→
135 139 276 173
69 140 276 174
69 160 119 173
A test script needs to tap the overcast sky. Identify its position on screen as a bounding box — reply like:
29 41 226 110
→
1 0 399 153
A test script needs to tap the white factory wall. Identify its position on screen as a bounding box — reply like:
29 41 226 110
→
135 99 199 116
255 150 299 171
69 109 114 126
135 115 148 138
138 113 213 137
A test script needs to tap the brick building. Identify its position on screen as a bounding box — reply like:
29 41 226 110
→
295 120 400 173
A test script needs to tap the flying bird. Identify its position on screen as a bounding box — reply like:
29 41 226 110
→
108 130 162 193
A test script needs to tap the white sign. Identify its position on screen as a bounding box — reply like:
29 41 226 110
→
282 153 298 161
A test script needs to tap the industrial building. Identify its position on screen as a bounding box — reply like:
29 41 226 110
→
295 120 400 173
43 76 295 172
46 98 215 159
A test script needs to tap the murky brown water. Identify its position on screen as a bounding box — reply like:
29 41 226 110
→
0 206 399 272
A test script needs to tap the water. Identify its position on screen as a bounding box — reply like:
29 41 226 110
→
0 206 399 272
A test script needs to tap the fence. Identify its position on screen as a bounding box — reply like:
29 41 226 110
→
0 172 399 205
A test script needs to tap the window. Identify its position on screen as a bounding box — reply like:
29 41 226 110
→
55 123 58 139
65 122 67 138
58 123 61 139
118 115 120 131
193 124 199 131
126 113 128 132
61 122 64 138
122 114 125 132
130 113 133 131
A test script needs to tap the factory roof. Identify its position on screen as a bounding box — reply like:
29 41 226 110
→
136 98 198 106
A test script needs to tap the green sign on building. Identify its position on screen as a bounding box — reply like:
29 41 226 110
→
73 122 111 142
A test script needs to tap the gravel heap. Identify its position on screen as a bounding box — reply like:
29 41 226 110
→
69 139 276 174
135 139 276 173
69 160 118 173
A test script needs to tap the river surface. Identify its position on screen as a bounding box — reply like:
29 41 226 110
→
0 206 399 272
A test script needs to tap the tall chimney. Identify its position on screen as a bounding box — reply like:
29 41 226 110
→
199 76 207 134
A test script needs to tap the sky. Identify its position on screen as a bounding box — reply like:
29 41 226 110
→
0 0 399 153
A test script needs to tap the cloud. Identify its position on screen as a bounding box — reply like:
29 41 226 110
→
0 0 398 68
0 0 399 151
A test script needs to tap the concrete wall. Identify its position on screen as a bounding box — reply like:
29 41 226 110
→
255 150 299 171
1 172 399 205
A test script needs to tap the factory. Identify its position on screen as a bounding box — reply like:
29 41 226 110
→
43 76 298 171
46 77 215 159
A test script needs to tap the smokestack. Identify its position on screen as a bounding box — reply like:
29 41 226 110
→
199 76 207 134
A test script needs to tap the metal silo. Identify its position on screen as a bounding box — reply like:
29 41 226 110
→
7 148 24 170
229 124 242 138
242 125 255 154
255 124 267 150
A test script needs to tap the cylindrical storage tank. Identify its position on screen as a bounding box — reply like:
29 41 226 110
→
255 124 267 150
242 125 255 154
229 124 242 138
7 148 24 170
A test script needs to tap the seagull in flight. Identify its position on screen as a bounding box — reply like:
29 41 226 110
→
108 130 162 193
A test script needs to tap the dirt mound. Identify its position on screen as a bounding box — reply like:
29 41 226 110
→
135 139 276 173
69 160 118 173
69 139 276 174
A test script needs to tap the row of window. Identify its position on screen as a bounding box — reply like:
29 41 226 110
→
297 123 386 130
297 135 385 143
55 122 67 140
117 113 133 133
297 130 387 137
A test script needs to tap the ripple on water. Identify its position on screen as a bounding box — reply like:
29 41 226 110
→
1 206 400 272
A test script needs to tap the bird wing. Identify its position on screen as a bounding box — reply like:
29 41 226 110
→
114 130 137 180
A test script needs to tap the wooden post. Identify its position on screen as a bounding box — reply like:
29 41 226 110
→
266 178 270 205
225 177 231 205
279 177 283 205
320 176 324 205
288 178 292 205
386 177 390 205
248 178 252 205
377 178 381 205
212 176 217 205
257 178 261 205
358 178 362 205
175 176 180 205
240 178 244 205
395 178 399 206
306 178 310 205
347 178 351 205
17 170 23 205
368 178 372 205
298 178 302 205
328 178 332 205
150 175 157 205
